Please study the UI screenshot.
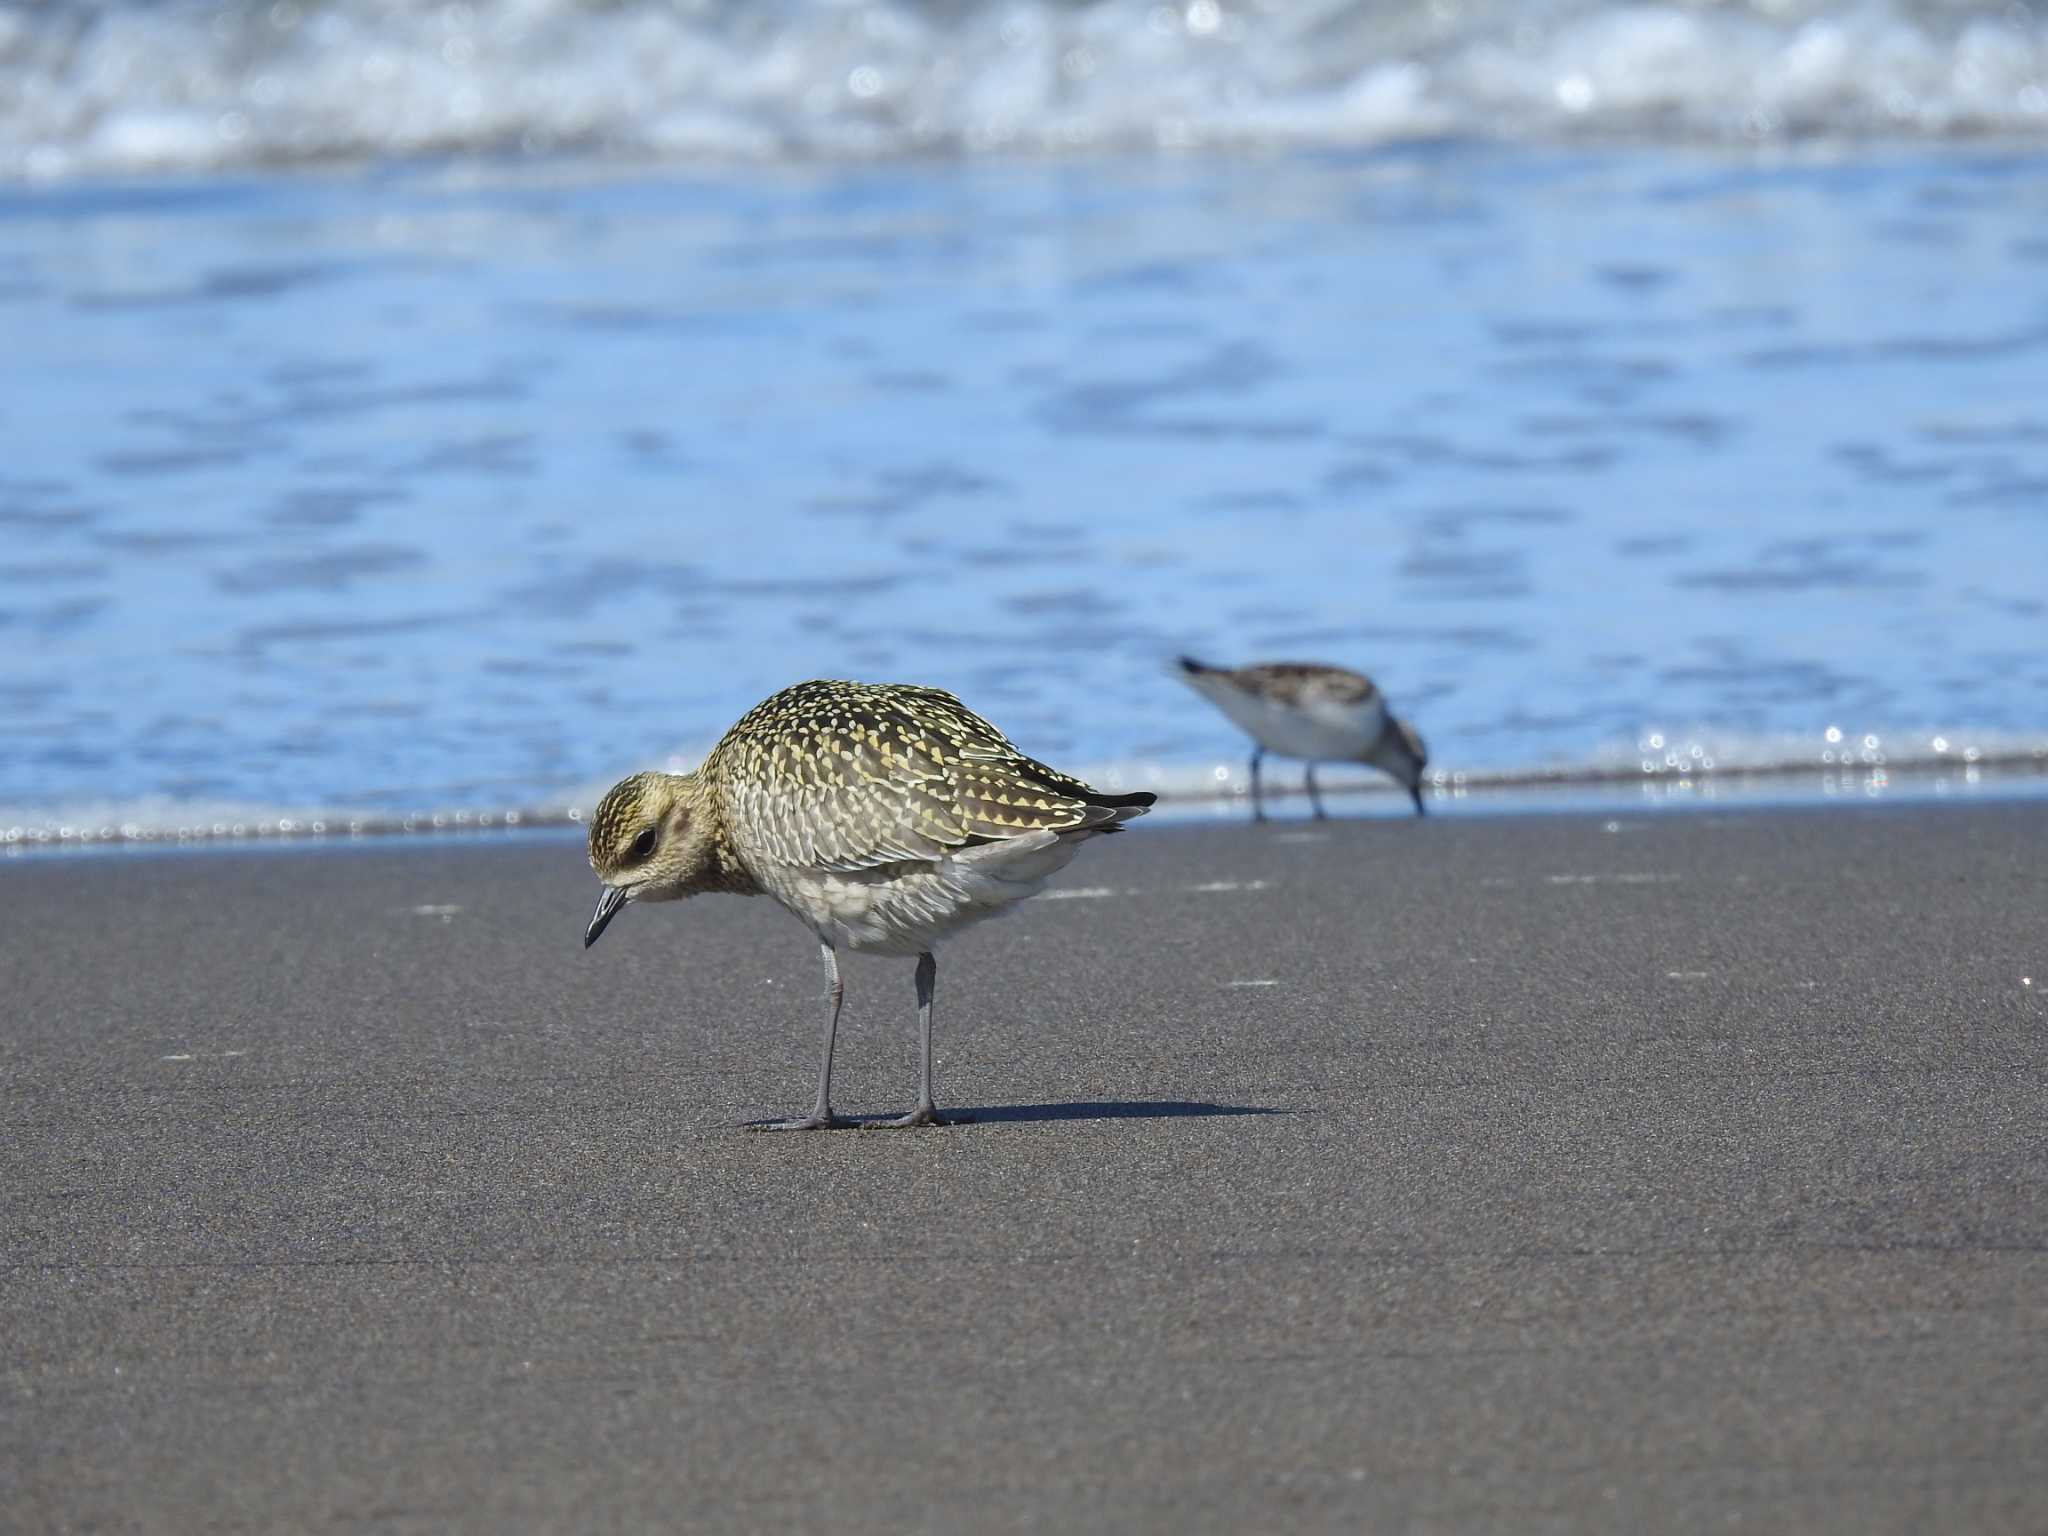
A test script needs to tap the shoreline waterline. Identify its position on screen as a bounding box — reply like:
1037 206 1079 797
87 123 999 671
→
6 749 2044 861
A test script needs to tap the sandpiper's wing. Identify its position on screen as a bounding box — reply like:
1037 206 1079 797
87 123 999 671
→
709 680 1142 873
1177 656 1389 745
1227 662 1380 708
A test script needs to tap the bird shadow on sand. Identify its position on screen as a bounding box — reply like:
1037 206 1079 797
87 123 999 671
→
734 1101 1285 1130
938 1100 1285 1125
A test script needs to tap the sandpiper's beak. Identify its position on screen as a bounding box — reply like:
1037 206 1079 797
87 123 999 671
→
1410 783 1427 817
584 885 629 948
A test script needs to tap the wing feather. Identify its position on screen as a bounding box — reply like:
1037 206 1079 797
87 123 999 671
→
705 680 1112 874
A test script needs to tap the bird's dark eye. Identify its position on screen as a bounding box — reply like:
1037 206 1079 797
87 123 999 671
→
630 827 658 861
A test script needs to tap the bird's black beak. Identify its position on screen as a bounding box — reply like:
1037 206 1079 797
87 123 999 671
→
584 885 629 948
1410 783 1427 817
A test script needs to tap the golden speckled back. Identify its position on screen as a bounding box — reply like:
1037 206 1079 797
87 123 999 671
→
701 679 1145 874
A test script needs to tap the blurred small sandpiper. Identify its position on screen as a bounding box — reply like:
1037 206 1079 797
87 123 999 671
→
582 679 1154 1130
1177 656 1428 819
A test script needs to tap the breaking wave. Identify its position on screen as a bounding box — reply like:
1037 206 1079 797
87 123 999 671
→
5 0 2047 178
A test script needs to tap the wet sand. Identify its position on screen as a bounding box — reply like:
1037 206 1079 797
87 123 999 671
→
4 801 2045 1532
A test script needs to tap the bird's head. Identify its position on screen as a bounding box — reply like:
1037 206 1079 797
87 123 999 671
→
583 770 709 947
1366 717 1430 817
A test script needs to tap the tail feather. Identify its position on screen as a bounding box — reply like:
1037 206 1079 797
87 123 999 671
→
1177 655 1216 677
1008 753 1155 820
1086 788 1156 811
1076 788 1154 832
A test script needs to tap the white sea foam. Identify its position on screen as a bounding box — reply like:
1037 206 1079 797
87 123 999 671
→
0 795 557 848
3 0 2045 178
5 730 2043 847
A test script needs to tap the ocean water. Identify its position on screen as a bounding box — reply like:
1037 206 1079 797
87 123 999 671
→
2 2 2046 841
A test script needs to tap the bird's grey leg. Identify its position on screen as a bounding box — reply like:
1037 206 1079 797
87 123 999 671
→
1305 763 1328 820
753 941 852 1131
867 951 968 1128
1250 748 1267 823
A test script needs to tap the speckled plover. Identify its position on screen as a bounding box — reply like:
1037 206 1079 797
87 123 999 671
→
583 679 1153 1129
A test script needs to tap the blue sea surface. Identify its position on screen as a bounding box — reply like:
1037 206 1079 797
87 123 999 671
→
2 144 2046 835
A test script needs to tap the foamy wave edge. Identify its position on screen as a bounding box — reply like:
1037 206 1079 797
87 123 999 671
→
4 0 2047 179
6 727 2045 850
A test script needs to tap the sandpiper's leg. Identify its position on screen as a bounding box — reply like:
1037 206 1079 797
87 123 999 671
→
1250 748 1267 822
753 941 852 1131
1305 763 1328 819
868 951 966 1128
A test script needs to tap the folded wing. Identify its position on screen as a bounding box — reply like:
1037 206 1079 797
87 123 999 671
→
709 680 1148 873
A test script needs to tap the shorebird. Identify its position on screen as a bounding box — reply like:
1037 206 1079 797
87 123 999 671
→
1176 656 1428 819
582 679 1154 1130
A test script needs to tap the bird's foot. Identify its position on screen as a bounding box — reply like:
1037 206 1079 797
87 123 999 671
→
862 1105 970 1129
749 1111 854 1132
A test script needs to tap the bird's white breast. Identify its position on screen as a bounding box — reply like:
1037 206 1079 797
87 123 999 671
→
759 829 1088 954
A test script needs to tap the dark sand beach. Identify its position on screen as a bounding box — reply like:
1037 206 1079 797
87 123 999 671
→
5 800 2045 1532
